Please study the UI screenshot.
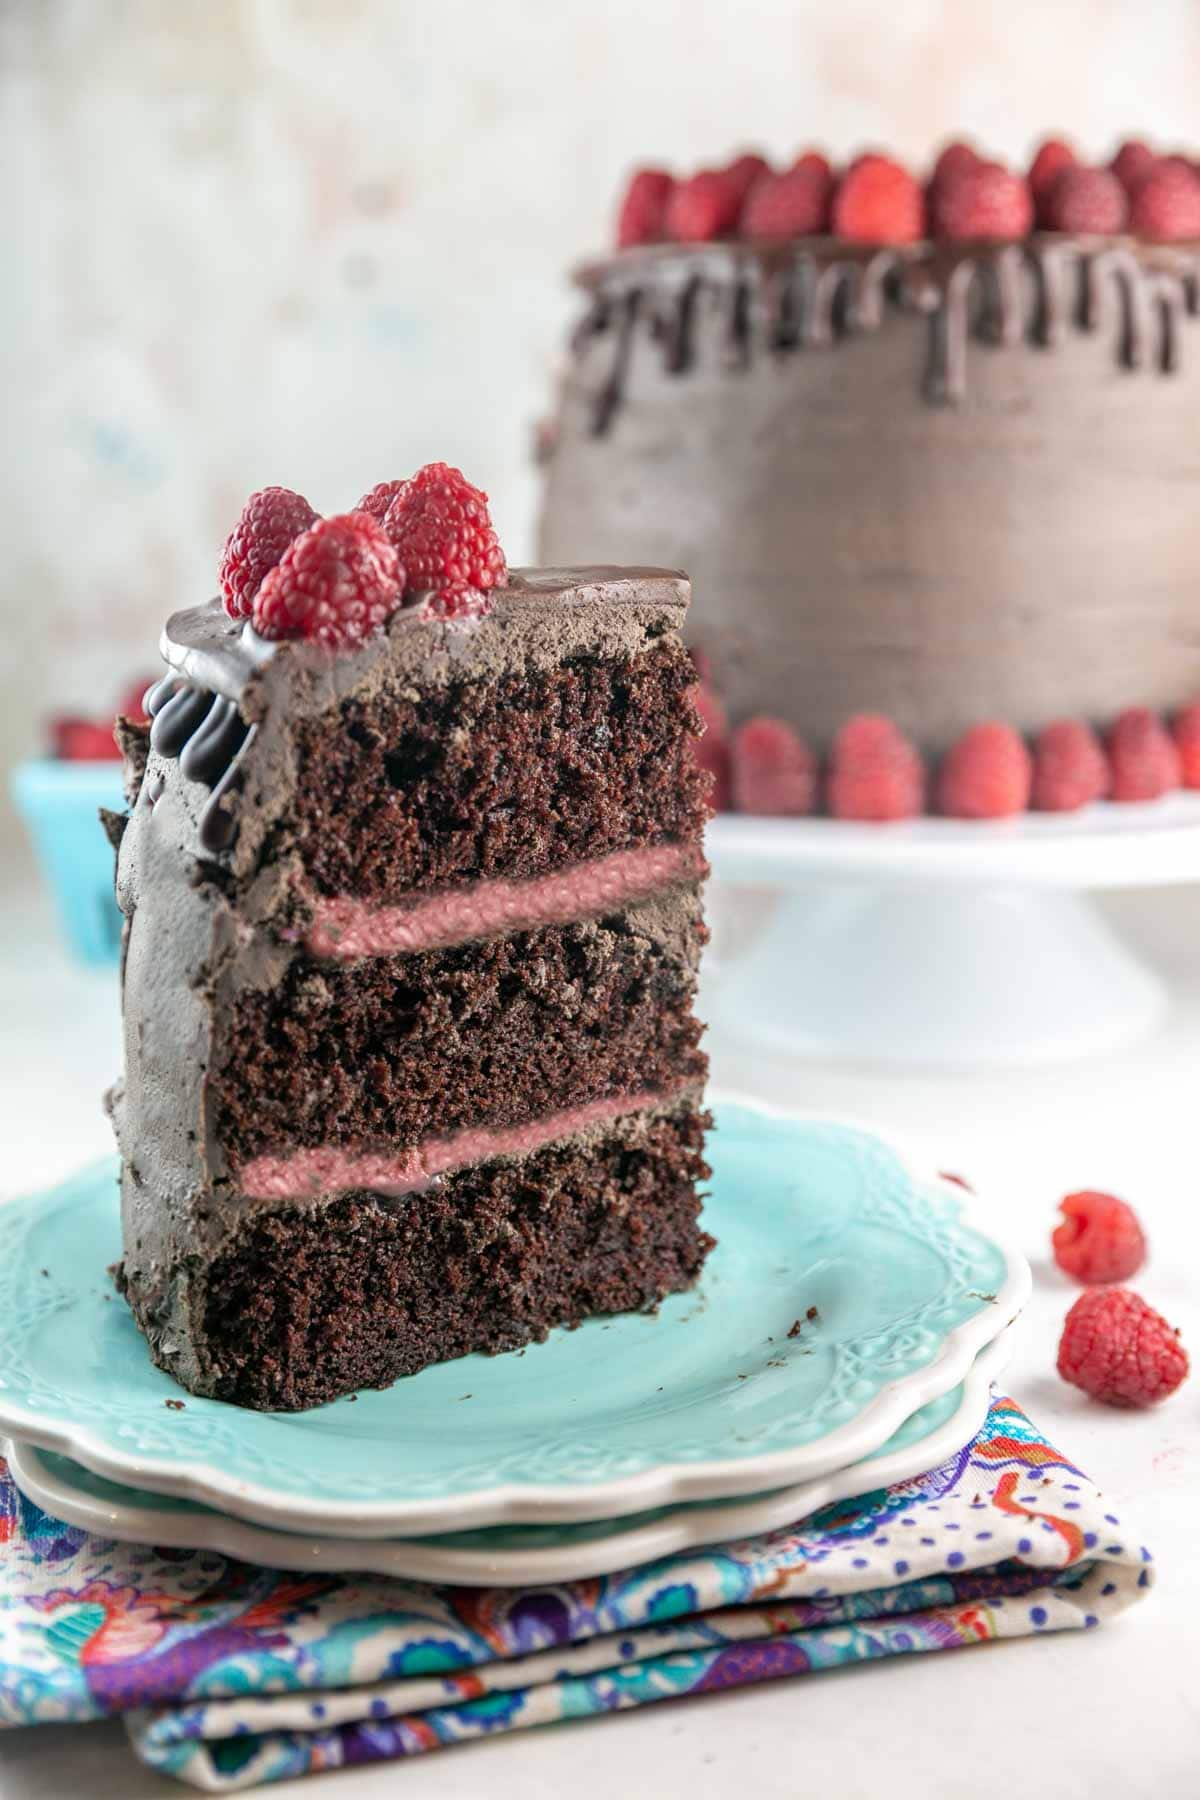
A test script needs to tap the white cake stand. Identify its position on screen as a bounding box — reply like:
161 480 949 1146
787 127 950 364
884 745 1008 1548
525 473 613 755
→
703 794 1200 1068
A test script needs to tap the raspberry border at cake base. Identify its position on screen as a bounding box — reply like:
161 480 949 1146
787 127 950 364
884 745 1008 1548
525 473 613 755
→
704 796 1200 1068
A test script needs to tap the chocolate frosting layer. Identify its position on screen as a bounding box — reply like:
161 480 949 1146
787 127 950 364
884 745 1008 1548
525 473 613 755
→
538 239 1200 753
110 567 701 1395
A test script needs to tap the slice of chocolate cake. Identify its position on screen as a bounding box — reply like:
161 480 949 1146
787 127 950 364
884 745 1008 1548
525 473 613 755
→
109 468 711 1411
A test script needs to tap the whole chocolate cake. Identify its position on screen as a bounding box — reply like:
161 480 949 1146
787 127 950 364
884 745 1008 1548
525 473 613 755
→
108 468 711 1410
538 139 1200 819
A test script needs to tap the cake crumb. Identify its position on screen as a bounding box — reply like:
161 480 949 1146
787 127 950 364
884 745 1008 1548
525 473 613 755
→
164 1399 185 1410
787 1318 804 1338
807 1305 819 1322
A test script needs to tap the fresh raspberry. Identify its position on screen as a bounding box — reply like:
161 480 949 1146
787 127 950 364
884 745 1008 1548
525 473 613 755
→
665 169 741 242
827 714 924 821
692 682 732 811
1031 719 1110 812
724 152 771 214
1129 162 1200 242
252 512 401 649
731 716 817 816
354 479 408 526
383 462 507 598
929 140 983 194
1107 707 1182 802
742 161 831 238
1027 137 1077 216
1042 166 1128 235
616 168 675 249
930 161 1034 241
937 722 1032 819
793 150 834 190
832 154 925 245
1057 1288 1188 1408
51 717 119 761
1053 1191 1147 1286
1172 702 1200 788
1109 138 1157 197
219 487 318 620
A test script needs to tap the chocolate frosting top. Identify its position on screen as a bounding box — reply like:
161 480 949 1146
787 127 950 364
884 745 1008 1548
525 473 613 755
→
161 567 689 716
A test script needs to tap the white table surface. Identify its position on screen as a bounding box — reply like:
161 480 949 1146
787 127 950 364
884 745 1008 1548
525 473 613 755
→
1 873 1197 1799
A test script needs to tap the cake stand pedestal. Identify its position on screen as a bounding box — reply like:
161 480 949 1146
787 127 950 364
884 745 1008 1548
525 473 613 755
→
703 796 1200 1068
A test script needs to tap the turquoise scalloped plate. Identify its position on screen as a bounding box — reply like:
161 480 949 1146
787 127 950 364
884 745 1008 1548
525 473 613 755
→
0 1101 1028 1534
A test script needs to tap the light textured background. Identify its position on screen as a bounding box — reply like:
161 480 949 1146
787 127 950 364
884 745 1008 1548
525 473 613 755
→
3 0 1200 854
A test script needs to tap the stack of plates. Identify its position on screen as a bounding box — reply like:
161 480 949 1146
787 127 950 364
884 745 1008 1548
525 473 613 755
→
0 1101 1028 1586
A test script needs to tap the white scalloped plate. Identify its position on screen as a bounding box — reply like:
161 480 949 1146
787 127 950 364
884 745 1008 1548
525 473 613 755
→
4 1328 1012 1587
0 1098 1028 1534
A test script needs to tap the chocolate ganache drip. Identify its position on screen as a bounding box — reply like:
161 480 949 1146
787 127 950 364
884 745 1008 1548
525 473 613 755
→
145 673 255 852
566 237 1200 428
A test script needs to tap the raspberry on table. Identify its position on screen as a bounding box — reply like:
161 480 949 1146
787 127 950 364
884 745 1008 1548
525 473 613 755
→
617 168 675 248
665 169 742 242
692 682 732 812
1107 707 1182 801
1109 139 1157 197
929 161 1034 241
731 716 817 816
1042 166 1128 235
742 162 831 238
52 717 119 761
1053 1190 1147 1285
1130 162 1200 241
1058 1288 1188 1407
251 512 402 650
219 487 318 620
1027 137 1077 216
827 713 925 821
1031 719 1110 812
383 462 507 600
832 154 925 244
937 722 1032 819
1173 702 1200 788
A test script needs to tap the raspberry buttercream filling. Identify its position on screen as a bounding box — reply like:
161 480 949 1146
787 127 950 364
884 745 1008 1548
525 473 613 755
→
238 1086 691 1202
305 841 705 961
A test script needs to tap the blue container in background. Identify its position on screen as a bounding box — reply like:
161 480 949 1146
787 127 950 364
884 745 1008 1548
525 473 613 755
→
10 759 126 967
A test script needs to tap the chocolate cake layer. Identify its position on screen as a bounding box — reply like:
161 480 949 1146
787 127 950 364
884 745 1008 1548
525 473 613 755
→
212 893 706 1172
538 241 1200 754
127 1104 712 1411
287 642 707 901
